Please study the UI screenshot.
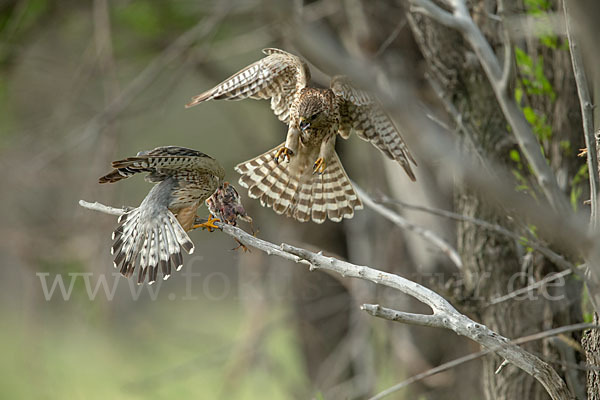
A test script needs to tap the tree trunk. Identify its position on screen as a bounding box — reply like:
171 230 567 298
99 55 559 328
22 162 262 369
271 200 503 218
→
577 0 600 396
406 0 584 398
583 314 600 399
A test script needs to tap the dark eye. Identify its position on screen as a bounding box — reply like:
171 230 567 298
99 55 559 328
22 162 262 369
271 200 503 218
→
310 113 319 120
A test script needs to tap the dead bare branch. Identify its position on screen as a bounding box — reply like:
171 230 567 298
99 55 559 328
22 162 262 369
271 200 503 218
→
378 195 575 272
353 184 463 269
562 0 599 229
488 267 583 306
366 321 597 400
79 198 574 400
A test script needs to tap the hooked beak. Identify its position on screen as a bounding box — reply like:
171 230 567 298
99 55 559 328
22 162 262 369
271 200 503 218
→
299 118 310 132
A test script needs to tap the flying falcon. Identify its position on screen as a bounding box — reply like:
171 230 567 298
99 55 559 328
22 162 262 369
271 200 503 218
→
98 146 224 284
186 48 417 224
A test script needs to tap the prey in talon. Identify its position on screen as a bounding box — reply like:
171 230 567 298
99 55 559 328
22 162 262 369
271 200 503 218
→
187 48 417 223
98 146 225 285
205 182 254 252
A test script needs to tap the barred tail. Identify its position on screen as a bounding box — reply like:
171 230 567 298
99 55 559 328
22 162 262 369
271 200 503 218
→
235 145 362 224
111 207 194 284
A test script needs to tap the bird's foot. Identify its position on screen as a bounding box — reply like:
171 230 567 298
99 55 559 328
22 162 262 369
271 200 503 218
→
275 146 294 163
313 157 326 174
193 214 221 232
578 148 588 157
232 238 250 252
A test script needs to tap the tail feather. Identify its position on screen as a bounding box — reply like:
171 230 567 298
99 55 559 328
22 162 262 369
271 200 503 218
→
111 207 193 284
157 227 171 280
292 183 313 222
255 163 292 210
167 213 194 254
309 175 326 222
161 214 184 271
235 144 362 224
273 168 298 215
161 215 183 272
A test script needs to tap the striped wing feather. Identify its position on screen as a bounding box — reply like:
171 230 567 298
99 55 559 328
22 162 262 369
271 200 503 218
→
186 48 310 124
331 76 417 181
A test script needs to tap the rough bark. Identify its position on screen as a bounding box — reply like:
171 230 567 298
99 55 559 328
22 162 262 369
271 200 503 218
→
583 314 600 399
575 0 600 396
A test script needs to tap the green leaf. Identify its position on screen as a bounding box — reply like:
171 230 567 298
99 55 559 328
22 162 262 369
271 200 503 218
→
523 106 536 124
541 35 558 49
584 313 594 323
114 1 161 36
515 47 533 69
514 87 523 104
510 149 521 163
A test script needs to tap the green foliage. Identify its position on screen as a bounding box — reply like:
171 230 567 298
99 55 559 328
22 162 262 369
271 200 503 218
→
114 1 162 36
570 164 589 211
0 0 48 34
511 39 558 194
111 0 200 61
514 48 556 101
582 284 595 323
113 1 199 38
509 149 521 163
0 75 13 150
514 47 555 160
0 0 49 65
519 224 538 253
512 0 559 157
18 0 49 31
509 148 536 195
523 0 559 48
559 140 573 156
524 0 551 11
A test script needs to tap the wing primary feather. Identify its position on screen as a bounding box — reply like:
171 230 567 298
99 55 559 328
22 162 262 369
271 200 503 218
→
186 49 309 124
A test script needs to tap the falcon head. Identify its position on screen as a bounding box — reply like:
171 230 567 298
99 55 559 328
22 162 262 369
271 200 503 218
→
297 92 329 134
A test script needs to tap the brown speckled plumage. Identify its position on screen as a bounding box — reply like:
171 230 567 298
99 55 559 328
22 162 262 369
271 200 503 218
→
187 48 417 223
99 146 224 284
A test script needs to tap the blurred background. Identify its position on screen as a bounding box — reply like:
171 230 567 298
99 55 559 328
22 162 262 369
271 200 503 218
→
0 0 502 398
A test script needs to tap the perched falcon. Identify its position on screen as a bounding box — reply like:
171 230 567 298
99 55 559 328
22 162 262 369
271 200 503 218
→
186 48 417 224
98 146 224 284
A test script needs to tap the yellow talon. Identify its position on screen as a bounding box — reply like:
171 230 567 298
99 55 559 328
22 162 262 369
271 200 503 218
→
313 157 326 174
578 148 588 157
275 146 293 163
193 214 221 232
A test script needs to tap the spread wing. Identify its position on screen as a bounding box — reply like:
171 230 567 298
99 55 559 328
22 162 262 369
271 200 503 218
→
98 146 224 184
186 48 310 124
331 76 417 181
